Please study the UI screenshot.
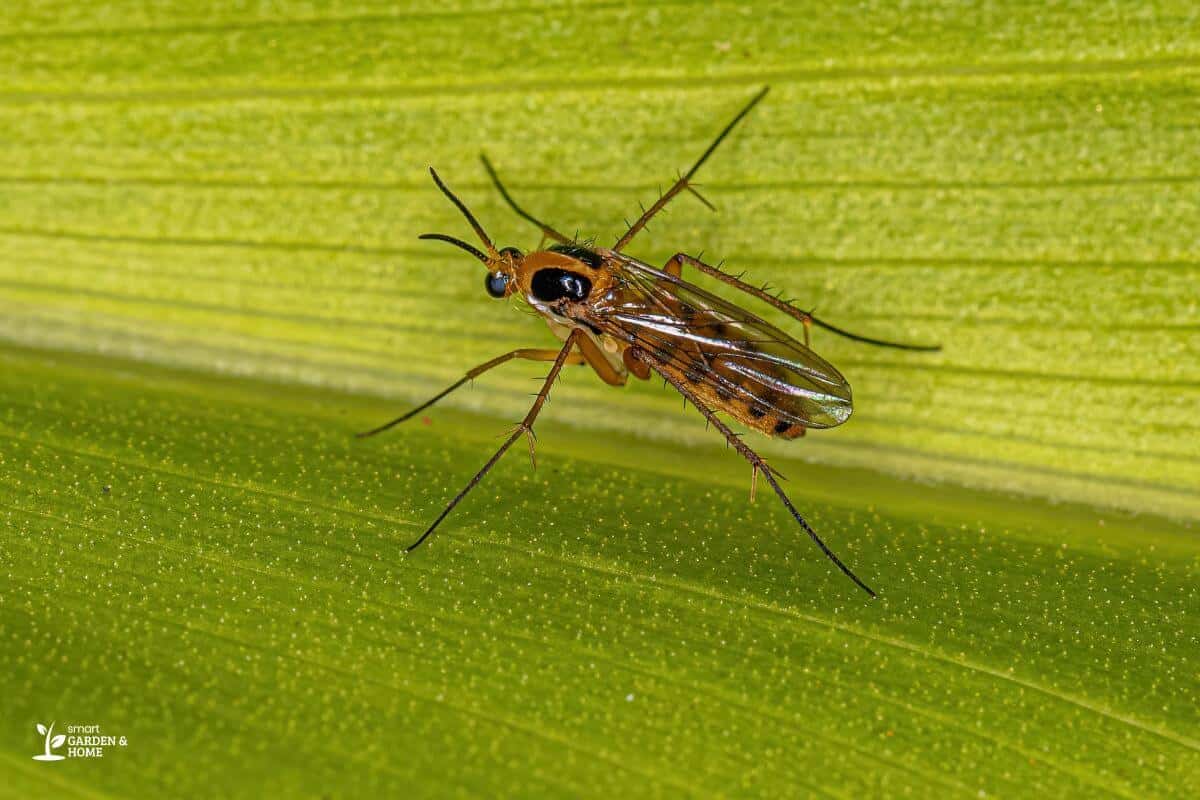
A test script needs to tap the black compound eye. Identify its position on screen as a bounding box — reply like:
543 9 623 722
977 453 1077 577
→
499 246 523 260
484 271 510 298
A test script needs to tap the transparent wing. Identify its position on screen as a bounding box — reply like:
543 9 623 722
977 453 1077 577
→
591 254 852 429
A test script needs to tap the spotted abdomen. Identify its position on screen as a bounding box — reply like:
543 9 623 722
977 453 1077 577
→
593 258 853 437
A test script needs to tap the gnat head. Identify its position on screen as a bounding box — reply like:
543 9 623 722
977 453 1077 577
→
420 168 523 299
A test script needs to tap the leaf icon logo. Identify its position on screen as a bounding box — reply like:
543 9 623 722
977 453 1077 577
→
33 721 66 761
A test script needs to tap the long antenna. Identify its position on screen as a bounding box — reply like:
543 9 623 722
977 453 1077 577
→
419 233 488 263
427 167 498 258
479 154 571 244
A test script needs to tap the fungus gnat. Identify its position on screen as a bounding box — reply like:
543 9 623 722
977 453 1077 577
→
360 88 939 596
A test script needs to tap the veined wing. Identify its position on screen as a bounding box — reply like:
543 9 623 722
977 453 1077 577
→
588 253 852 430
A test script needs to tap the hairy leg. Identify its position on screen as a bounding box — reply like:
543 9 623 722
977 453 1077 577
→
357 346 584 438
614 87 770 251
630 345 877 597
405 331 582 551
664 252 940 352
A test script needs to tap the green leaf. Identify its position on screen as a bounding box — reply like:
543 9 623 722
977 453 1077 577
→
2 345 1197 797
1 1 1197 798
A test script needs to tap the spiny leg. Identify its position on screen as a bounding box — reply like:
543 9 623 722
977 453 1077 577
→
356 347 584 438
480 154 571 245
406 330 581 552
630 346 877 597
664 252 941 352
614 87 770 252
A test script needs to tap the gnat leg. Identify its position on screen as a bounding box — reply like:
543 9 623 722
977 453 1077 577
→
406 331 581 552
614 87 770 251
630 346 877 597
356 347 584 438
575 334 629 386
664 252 940 352
480 154 572 245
